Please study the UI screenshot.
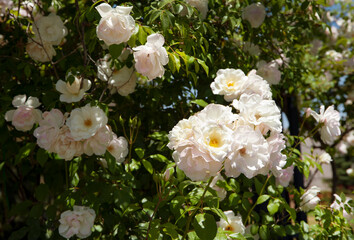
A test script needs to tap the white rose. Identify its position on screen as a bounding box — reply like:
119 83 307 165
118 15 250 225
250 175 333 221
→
246 70 272 99
181 0 209 20
26 37 56 62
210 68 249 102
96 3 135 46
232 94 282 134
300 186 321 212
310 105 341 145
325 50 343 62
195 104 238 128
318 152 332 164
97 54 113 82
83 125 113 156
5 95 42 131
331 194 353 221
107 134 129 163
173 141 223 181
266 132 287 177
51 126 83 160
243 41 261 56
33 13 67 45
225 125 269 179
109 66 137 96
346 167 354 177
193 123 233 162
58 205 96 239
66 104 108 141
56 74 91 103
276 166 294 187
242 3 266 28
217 210 245 234
133 33 169 80
256 60 282 85
167 116 200 150
33 109 65 150
210 173 227 201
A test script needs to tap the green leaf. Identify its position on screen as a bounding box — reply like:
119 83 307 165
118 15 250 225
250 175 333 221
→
259 225 269 240
149 154 169 163
29 204 43 219
191 99 208 107
267 200 280 215
197 59 209 75
109 44 124 59
9 227 29 240
15 143 36 165
256 195 270 205
135 148 145 159
142 159 154 174
160 11 170 32
274 225 286 237
192 213 217 240
36 148 48 167
138 25 147 45
35 184 49 202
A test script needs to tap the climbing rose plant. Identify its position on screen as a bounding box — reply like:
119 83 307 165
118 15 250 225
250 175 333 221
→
0 0 353 239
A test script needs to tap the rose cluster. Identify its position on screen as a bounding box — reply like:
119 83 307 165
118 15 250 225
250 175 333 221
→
5 95 128 163
26 12 67 62
95 3 169 84
168 68 291 183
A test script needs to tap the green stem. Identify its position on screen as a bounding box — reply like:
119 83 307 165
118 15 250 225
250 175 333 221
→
244 175 271 225
65 161 69 190
181 176 215 240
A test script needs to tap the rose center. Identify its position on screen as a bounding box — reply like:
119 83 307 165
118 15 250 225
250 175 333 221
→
239 147 247 156
255 113 261 120
107 145 114 152
84 119 93 127
227 81 234 87
209 137 220 148
225 225 234 231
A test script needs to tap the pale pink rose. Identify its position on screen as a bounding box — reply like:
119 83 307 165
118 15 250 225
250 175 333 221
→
256 60 282 85
276 165 294 187
300 186 321 212
242 3 266 28
59 205 96 239
51 126 83 161
33 109 65 150
96 3 135 46
217 210 245 234
133 33 169 80
109 66 137 96
180 0 209 20
83 125 113 156
26 37 56 62
66 104 108 141
33 13 67 45
107 135 129 163
5 95 42 132
325 50 343 62
310 105 341 145
331 194 353 221
243 41 261 56
0 0 13 15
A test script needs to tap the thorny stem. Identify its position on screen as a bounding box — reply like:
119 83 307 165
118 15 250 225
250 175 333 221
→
181 176 215 240
244 175 271 225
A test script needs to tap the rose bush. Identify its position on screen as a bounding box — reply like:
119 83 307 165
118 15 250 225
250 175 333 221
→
0 0 353 239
